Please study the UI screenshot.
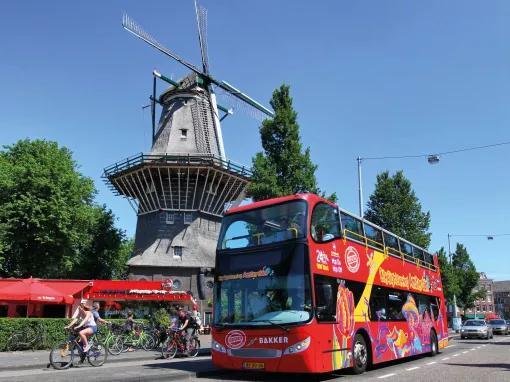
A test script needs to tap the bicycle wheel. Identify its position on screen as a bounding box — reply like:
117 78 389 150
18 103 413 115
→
161 340 178 359
141 334 156 351
108 335 124 356
187 337 200 357
88 341 107 367
49 341 74 370
6 333 22 351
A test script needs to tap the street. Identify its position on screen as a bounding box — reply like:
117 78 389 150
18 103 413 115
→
0 335 508 382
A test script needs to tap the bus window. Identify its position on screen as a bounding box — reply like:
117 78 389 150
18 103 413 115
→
340 212 364 242
383 232 399 252
311 203 341 243
314 275 338 322
400 240 413 259
413 247 425 263
363 223 384 250
369 286 387 321
386 291 406 321
423 251 434 265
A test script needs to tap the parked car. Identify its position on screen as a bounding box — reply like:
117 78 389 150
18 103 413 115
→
488 319 509 335
460 319 493 339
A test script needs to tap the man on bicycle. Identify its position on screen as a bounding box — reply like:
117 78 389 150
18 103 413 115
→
177 309 198 349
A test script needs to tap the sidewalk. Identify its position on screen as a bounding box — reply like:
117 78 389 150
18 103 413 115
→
0 335 211 372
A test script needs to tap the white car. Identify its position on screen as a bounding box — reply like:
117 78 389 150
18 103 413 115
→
460 319 493 340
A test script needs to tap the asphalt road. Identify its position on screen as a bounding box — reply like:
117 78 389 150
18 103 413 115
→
0 335 508 381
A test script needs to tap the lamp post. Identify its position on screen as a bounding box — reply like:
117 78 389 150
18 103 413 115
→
357 154 440 217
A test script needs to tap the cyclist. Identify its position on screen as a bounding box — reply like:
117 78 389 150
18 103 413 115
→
65 301 96 353
124 311 137 352
92 302 110 326
177 309 198 350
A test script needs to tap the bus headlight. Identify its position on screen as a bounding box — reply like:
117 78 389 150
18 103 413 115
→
212 339 226 353
283 337 311 355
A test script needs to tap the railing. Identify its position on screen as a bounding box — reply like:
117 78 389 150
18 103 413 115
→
103 152 252 179
343 229 437 272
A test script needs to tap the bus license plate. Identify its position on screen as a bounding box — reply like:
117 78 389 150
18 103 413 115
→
243 362 265 369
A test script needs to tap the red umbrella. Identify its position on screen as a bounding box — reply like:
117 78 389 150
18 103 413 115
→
0 278 74 304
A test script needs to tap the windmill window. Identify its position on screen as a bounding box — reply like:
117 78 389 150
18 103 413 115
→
184 212 193 225
173 246 183 259
173 279 182 289
166 212 175 224
180 129 188 139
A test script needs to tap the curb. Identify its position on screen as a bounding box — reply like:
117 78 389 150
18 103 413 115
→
0 348 211 373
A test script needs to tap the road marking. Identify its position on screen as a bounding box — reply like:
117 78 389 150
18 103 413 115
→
441 357 450 361
476 346 481 349
452 353 460 357
378 373 396 379
470 348 475 351
426 361 437 365
482 345 487 347
406 367 420 371
462 351 469 354
445 344 456 348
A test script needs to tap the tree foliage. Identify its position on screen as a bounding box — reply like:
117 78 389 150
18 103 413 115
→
364 171 431 248
247 84 335 202
450 243 485 310
0 139 131 279
437 247 460 304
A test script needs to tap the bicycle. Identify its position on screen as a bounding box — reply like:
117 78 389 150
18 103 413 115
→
119 323 156 352
6 322 47 351
95 323 124 356
49 328 107 369
161 328 200 359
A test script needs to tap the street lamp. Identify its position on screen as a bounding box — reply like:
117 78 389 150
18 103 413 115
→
357 155 439 217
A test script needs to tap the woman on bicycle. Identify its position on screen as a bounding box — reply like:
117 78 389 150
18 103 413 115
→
65 302 96 352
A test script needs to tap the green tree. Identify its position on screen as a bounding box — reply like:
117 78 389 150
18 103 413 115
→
0 139 129 279
364 171 431 248
437 247 460 304
247 85 335 202
451 243 485 310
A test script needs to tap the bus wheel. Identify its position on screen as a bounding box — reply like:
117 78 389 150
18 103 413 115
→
429 330 438 356
352 333 369 374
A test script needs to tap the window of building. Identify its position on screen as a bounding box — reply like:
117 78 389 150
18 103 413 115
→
180 129 188 139
184 212 193 225
166 212 174 225
173 246 183 259
340 212 364 242
311 203 341 243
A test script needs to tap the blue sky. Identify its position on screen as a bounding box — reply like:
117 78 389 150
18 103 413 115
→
1 1 509 280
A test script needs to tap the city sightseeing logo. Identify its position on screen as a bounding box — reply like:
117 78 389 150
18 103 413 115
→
225 330 246 349
345 246 360 273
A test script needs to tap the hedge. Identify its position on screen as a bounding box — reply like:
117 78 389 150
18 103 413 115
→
0 318 145 351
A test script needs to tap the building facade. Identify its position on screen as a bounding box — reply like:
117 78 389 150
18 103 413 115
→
494 280 510 319
464 272 494 318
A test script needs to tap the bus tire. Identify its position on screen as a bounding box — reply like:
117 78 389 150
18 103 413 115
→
352 333 369 374
429 330 438 356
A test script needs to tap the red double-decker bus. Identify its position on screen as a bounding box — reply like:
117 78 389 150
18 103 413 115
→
211 193 448 374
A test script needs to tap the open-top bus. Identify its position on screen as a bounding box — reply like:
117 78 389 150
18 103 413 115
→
211 193 448 374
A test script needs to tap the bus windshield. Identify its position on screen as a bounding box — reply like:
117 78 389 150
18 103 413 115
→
218 200 307 249
214 244 312 327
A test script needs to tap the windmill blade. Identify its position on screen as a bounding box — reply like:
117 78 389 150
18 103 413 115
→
215 87 269 122
194 0 210 74
213 81 274 118
122 13 203 76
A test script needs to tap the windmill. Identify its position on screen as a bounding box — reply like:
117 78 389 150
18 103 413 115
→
103 1 273 299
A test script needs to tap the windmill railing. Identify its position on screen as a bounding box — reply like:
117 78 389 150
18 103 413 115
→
102 152 252 179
